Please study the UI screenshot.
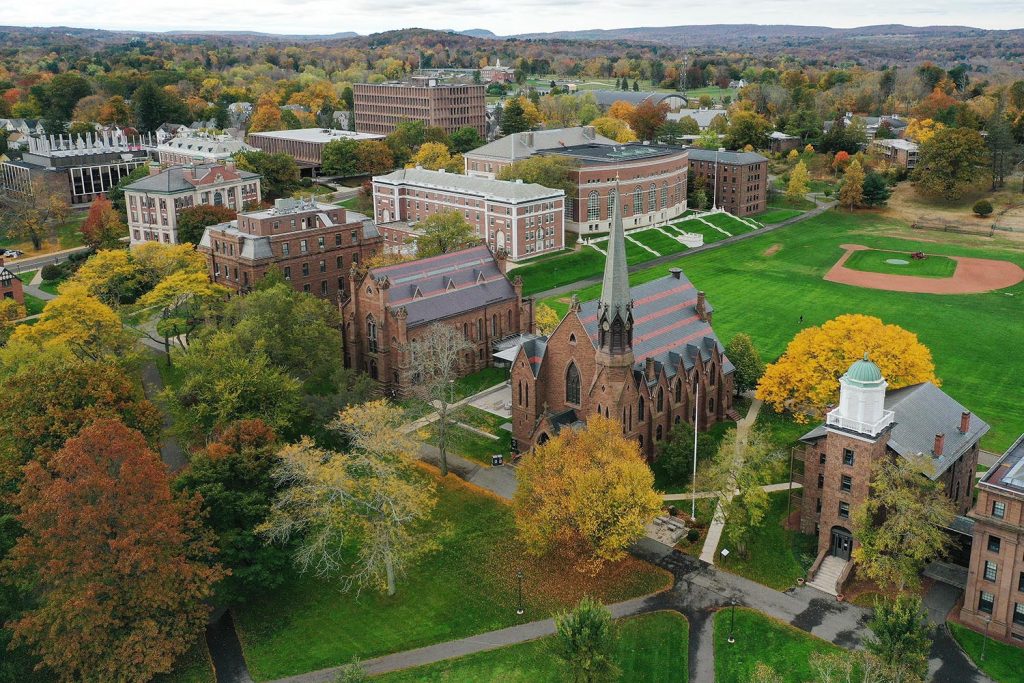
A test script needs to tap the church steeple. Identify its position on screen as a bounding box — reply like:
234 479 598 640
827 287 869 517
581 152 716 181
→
596 183 633 365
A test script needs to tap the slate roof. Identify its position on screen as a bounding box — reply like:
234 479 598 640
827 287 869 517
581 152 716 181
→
372 245 517 327
518 336 548 377
374 167 563 202
686 148 768 165
800 382 990 480
125 163 259 193
465 126 617 162
576 269 734 384
538 142 686 166
159 135 254 158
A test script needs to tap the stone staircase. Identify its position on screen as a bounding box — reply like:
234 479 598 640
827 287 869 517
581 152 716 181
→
807 556 847 596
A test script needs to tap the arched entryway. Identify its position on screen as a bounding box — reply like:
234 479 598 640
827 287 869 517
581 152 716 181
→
830 526 852 560
537 432 550 446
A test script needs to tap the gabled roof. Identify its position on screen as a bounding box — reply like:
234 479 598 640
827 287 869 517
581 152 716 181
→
374 167 563 202
465 126 617 162
371 245 517 327
686 148 768 165
125 163 259 193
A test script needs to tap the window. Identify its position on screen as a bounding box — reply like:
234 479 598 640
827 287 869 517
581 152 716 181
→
815 498 822 513
656 388 664 412
303 283 311 292
649 183 656 211
283 266 291 280
1020 572 1024 593
320 281 328 296
841 475 852 493
335 233 342 246
993 501 1006 519
989 536 1002 553
985 561 998 582
843 448 855 466
838 502 850 519
587 191 599 220
633 187 642 214
817 473 824 489
674 380 682 403
302 263 310 277
367 316 378 353
656 425 663 441
819 453 827 465
979 591 995 614
319 260 326 273
351 230 358 244
607 188 616 214
565 363 581 405
282 242 290 256
300 239 308 253
638 397 645 421
661 181 669 209
337 255 344 269
1015 603 1024 627
318 236 325 249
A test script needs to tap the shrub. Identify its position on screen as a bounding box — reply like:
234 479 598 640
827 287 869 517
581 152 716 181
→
972 199 993 217
40 264 64 282
686 529 700 543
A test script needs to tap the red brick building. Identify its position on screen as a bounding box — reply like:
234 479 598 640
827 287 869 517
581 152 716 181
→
510 189 735 459
0 260 24 305
797 357 988 594
340 245 534 394
959 435 1024 645
372 167 565 261
686 148 768 217
198 197 383 299
353 82 486 137
463 127 617 179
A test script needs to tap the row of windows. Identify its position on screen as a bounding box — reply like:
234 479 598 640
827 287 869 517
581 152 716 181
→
277 232 360 257
586 183 678 220
977 591 1024 627
280 252 360 280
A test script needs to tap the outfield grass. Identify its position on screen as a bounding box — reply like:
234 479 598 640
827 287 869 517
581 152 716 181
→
376 611 689 682
756 208 804 224
535 210 1024 451
233 475 671 680
843 249 958 278
719 492 817 591
948 622 1024 683
714 608 845 682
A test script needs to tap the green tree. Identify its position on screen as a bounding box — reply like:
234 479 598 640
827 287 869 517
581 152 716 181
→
724 110 772 150
865 595 931 683
913 127 989 200
551 597 620 683
496 154 579 197
415 210 480 257
500 98 530 134
656 421 717 488
450 126 484 153
321 137 360 176
725 333 764 394
35 73 91 124
235 150 301 200
131 81 188 133
986 111 1020 190
861 171 892 207
175 204 236 246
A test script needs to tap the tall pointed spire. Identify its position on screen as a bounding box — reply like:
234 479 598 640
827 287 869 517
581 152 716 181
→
596 183 633 360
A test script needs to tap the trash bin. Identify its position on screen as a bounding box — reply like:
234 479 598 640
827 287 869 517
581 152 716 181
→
492 454 504 466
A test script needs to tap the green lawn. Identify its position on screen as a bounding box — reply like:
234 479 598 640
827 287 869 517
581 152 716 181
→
768 196 817 211
12 269 36 286
157 641 216 683
233 475 670 681
38 276 66 296
534 210 1024 451
671 220 729 245
22 293 46 316
629 229 690 258
755 407 812 454
515 247 607 296
714 608 846 682
756 208 804 224
719 492 817 591
684 86 738 100
702 213 755 235
453 366 506 399
949 622 1024 683
376 611 688 682
843 249 958 278
423 411 510 466
336 197 362 211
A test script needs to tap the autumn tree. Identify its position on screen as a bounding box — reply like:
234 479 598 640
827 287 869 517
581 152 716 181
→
552 597 620 683
839 159 865 210
852 456 955 592
628 99 669 141
864 594 931 683
725 333 764 394
904 118 944 144
132 271 228 359
786 160 810 201
607 100 636 122
913 127 989 200
248 94 284 133
755 314 938 419
408 141 463 173
175 204 236 245
260 401 439 596
354 140 395 176
415 210 479 258
724 110 772 150
174 420 291 605
0 183 69 251
0 298 25 345
534 303 561 335
4 419 223 682
235 150 301 200
80 194 126 249
514 416 661 572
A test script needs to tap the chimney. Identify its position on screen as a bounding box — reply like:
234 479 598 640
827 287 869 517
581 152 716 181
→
959 411 971 434
933 433 945 457
669 267 681 279
583 125 595 140
148 160 161 176
695 291 706 321
645 356 655 380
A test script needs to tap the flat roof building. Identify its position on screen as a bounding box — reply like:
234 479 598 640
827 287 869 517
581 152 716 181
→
354 82 486 137
246 128 384 171
685 148 768 217
870 138 920 170
157 133 255 166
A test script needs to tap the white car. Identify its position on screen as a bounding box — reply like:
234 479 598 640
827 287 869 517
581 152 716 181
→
2 250 23 259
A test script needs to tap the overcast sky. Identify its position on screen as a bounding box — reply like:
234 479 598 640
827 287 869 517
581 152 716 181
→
1 0 1020 35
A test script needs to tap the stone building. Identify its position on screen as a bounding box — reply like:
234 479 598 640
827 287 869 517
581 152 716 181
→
797 357 989 594
510 187 735 458
959 435 1024 645
372 167 565 261
353 82 486 137
0 259 24 305
686 149 768 217
198 197 382 299
124 161 261 245
341 245 533 394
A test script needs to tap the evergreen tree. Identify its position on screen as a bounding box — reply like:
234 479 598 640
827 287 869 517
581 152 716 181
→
500 98 530 134
632 79 639 91
861 171 892 206
986 111 1020 190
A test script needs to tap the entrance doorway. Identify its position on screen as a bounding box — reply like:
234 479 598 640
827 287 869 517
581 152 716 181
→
830 527 852 560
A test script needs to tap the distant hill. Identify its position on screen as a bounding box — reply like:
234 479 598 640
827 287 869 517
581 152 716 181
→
458 29 498 38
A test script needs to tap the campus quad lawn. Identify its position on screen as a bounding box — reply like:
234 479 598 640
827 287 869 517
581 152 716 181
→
843 249 958 278
672 220 728 245
702 212 755 235
629 229 690 257
719 492 817 591
949 622 1024 683
768 195 817 211
755 208 804 224
376 611 689 683
535 210 1024 451
515 247 607 296
714 608 846 682
423 406 511 466
232 475 671 680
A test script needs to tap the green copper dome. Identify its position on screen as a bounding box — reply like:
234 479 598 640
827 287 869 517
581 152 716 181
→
845 353 883 385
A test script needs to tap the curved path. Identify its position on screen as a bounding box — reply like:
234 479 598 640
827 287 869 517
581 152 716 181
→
825 244 1024 294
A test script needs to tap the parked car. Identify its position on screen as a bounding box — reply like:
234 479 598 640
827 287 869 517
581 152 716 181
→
2 250 24 258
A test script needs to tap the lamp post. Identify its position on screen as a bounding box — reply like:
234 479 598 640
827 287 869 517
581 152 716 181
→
982 615 991 661
728 599 737 644
516 570 525 616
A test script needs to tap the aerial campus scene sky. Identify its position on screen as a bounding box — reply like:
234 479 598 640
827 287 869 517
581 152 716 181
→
1 0 1022 34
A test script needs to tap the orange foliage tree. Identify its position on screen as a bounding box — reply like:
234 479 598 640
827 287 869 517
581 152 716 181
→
513 415 661 572
607 99 636 121
755 314 939 420
4 419 224 682
80 194 126 249
628 99 670 141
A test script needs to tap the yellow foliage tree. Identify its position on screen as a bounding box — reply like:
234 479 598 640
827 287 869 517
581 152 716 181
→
787 149 799 160
904 118 944 144
408 141 463 173
513 415 661 572
804 144 815 154
755 314 939 420
534 303 561 335
839 159 865 210
787 160 810 201
0 298 26 344
590 116 638 143
607 100 636 122
514 96 543 129
248 95 283 134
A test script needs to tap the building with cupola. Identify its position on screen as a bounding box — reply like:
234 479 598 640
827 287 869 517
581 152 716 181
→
797 356 988 595
509 185 735 458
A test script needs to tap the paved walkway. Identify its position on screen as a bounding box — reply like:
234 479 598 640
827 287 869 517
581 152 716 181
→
140 350 187 472
699 398 763 565
662 481 802 502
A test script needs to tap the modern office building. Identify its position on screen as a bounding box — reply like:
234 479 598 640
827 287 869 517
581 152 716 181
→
353 81 486 137
246 128 384 172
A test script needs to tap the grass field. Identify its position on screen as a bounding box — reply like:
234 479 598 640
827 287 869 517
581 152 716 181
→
719 492 817 590
423 406 511 465
233 474 670 680
948 622 1024 683
756 208 804 224
714 608 845 682
628 229 690 258
535 210 1024 451
843 249 958 278
0 212 86 254
22 293 46 316
768 196 817 211
376 611 689 682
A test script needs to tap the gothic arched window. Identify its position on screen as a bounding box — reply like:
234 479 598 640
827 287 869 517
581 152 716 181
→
566 363 581 405
607 188 617 215
366 315 377 352
587 191 600 220
674 379 682 403
638 396 645 421
661 181 669 209
633 186 643 214
656 387 664 413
